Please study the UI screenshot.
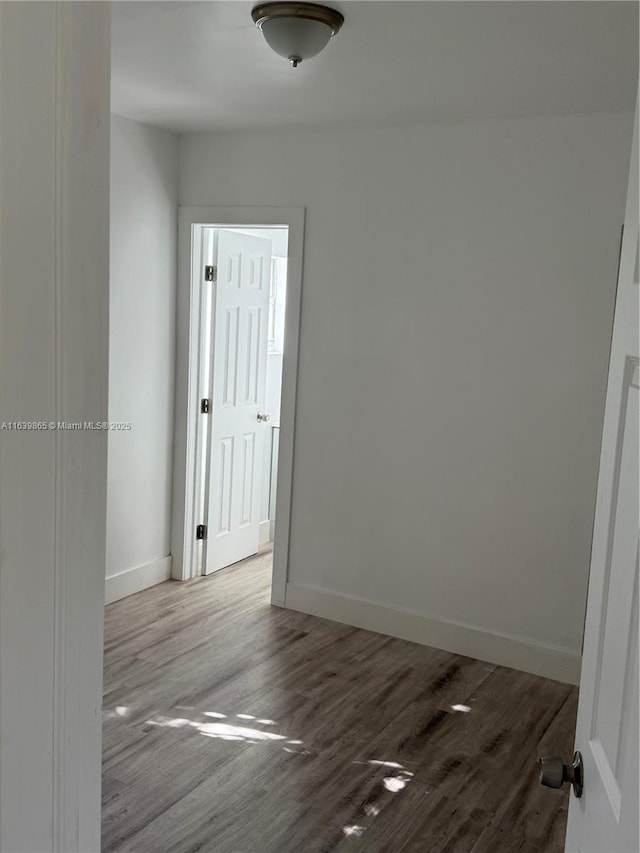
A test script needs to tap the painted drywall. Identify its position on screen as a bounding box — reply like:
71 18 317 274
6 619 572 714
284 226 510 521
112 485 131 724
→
180 111 633 678
261 258 287 527
107 115 178 598
266 354 284 425
260 363 282 529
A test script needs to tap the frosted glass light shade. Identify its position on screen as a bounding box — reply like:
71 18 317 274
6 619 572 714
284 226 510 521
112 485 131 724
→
261 17 332 62
252 3 344 67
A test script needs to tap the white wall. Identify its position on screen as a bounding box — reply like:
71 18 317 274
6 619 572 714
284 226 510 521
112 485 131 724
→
260 364 282 529
261 258 287 528
180 112 633 681
107 115 178 602
266 354 284 424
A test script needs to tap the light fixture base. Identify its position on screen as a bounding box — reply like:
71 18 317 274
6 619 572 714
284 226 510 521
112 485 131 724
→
251 3 344 35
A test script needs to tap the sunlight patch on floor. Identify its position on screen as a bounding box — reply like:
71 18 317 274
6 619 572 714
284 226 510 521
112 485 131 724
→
383 776 407 792
343 824 365 837
111 705 422 794
132 708 317 755
144 714 289 743
198 722 287 741
103 705 132 720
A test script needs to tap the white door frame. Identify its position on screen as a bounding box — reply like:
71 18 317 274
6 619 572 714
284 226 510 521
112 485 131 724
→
172 206 305 605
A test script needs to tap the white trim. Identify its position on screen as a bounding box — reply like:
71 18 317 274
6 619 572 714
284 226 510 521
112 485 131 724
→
52 8 111 851
172 206 305 608
179 224 207 588
0 4 110 850
285 581 582 685
259 520 272 545
105 557 173 605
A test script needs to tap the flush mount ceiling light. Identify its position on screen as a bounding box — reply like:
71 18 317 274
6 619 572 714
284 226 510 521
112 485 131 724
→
251 2 344 68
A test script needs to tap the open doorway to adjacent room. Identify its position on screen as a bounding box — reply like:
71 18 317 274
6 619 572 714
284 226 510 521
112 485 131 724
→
196 226 287 579
173 208 305 604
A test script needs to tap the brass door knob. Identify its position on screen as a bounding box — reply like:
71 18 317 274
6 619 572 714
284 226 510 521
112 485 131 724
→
538 751 583 798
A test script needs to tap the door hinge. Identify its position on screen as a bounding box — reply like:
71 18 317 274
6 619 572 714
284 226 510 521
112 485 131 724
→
204 265 216 282
201 398 211 414
196 524 207 540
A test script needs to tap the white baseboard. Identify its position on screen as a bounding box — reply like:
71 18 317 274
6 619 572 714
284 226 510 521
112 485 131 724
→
105 555 172 605
284 581 581 685
259 520 272 545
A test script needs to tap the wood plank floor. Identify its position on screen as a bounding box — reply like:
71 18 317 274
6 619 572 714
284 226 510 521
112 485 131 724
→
102 550 578 853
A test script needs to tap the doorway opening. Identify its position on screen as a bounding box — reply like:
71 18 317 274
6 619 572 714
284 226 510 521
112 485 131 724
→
194 226 288 580
173 207 305 606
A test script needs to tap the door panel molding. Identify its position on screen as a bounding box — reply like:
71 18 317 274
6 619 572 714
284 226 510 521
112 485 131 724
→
205 229 270 573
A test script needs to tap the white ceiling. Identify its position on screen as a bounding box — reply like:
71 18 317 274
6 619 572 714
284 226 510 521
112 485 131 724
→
111 1 639 133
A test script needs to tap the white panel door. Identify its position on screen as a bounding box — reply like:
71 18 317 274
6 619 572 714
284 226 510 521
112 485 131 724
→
564 113 638 853
205 230 271 574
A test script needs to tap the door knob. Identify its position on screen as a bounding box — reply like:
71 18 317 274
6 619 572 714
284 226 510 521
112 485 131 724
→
538 751 583 798
257 413 270 423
